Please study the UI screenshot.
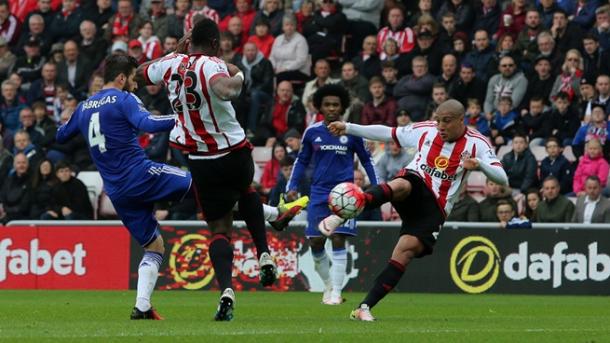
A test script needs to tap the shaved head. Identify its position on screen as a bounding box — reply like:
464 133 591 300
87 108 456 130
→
436 99 465 117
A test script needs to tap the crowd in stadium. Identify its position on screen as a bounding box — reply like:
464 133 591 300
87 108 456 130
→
0 0 609 225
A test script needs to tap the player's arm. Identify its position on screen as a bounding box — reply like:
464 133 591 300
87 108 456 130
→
56 106 81 144
466 142 509 186
123 93 176 132
136 32 190 85
286 132 312 193
353 137 379 186
329 121 418 148
209 63 244 101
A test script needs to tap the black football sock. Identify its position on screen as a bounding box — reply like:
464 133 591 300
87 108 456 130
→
363 184 393 210
360 259 405 309
209 233 234 291
238 189 270 259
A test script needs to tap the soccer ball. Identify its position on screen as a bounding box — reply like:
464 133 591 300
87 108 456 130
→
328 182 366 219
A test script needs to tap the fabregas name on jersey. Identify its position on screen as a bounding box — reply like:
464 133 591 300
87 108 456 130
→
82 95 117 109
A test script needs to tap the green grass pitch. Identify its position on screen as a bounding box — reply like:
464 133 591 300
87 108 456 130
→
0 291 609 342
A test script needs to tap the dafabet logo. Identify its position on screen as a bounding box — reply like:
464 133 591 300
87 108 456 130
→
450 236 501 294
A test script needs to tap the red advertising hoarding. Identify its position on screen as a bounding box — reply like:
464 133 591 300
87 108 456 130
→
0 226 130 289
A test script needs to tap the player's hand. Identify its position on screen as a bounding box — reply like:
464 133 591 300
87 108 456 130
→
286 191 299 202
175 31 191 54
462 158 480 171
327 121 346 136
226 63 241 77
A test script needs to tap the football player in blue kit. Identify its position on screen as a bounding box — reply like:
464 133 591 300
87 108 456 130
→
286 84 378 304
56 55 190 320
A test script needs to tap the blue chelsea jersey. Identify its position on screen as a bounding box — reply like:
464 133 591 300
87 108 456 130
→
287 121 378 192
56 88 176 196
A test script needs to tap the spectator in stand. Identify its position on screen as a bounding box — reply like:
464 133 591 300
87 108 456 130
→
238 42 274 137
259 81 306 141
82 0 114 33
339 61 369 123
490 96 519 146
22 0 57 35
247 17 274 58
283 128 302 160
535 176 575 222
105 0 144 42
208 0 235 19
144 0 168 42
0 153 31 224
57 40 93 100
18 107 43 148
516 8 543 69
522 55 556 107
437 53 458 94
13 36 45 91
572 102 610 159
564 0 600 31
437 12 457 54
226 16 246 53
582 33 610 79
413 14 439 40
473 0 500 39
539 0 562 29
496 199 532 228
269 156 302 206
13 129 43 168
479 178 518 221
549 49 584 103
535 31 564 74
86 73 104 97
184 0 219 35
484 55 528 115
489 33 521 75
450 31 469 64
269 14 310 87
406 0 432 28
302 0 347 64
590 5 610 50
136 83 171 116
585 74 610 116
524 188 541 220
0 1 20 46
352 35 381 80
502 133 539 193
572 175 610 223
302 59 339 113
375 140 412 183
260 142 286 195
446 186 480 222
294 0 314 34
220 0 255 40
32 101 56 150
354 168 382 221
48 0 83 42
162 35 178 54
0 133 12 188
48 42 64 64
249 0 283 37
29 158 58 219
573 138 609 195
361 76 397 126
393 56 435 122
424 83 449 121
380 60 398 98
339 0 383 59
406 29 443 76
450 63 485 106
379 37 410 78
43 160 93 220
218 31 241 65
521 96 551 146
464 98 490 137
436 0 474 33
78 20 108 71
376 5 416 58
166 0 189 39
551 9 584 53
395 108 412 127
464 30 495 83
137 21 163 61
128 39 148 64
0 80 27 132
497 0 527 41
0 36 14 80
16 14 50 57
578 75 597 116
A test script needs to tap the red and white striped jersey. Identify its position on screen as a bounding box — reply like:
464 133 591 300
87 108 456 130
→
376 26 416 59
143 53 247 158
184 7 220 34
392 121 502 217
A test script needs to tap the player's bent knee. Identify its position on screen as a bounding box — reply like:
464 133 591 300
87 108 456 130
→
391 235 424 264
309 236 326 251
330 234 346 248
388 178 412 201
145 235 165 255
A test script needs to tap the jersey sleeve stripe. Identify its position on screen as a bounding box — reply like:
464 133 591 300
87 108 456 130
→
143 64 153 85
391 127 401 148
466 132 492 149
209 72 229 84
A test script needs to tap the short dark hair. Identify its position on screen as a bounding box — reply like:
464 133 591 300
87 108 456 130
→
543 175 560 185
313 84 351 112
498 96 513 105
555 91 570 102
586 175 601 184
513 132 528 142
546 136 561 147
496 199 514 211
191 18 220 49
279 156 295 167
55 160 72 171
103 54 138 83
530 96 544 104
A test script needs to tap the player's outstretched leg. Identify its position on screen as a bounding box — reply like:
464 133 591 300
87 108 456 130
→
327 235 347 305
131 235 165 320
268 195 310 231
238 188 277 287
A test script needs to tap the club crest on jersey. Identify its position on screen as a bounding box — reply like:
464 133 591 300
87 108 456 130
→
339 135 348 144
460 151 472 161
434 155 449 171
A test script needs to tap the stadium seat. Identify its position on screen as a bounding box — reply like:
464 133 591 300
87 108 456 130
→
252 159 263 184
496 145 512 160
466 171 486 193
252 147 272 169
563 146 576 162
530 145 547 162
76 171 103 220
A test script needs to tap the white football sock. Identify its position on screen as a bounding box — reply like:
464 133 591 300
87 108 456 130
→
135 251 163 312
263 204 279 221
312 249 331 285
330 248 347 297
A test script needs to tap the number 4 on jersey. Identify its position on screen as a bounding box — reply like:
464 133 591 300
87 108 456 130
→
88 111 107 153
